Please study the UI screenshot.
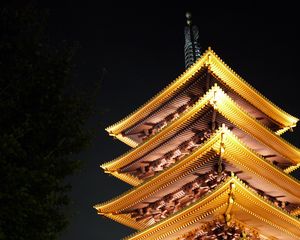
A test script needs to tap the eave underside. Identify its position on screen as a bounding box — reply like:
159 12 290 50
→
122 177 300 240
118 69 286 147
105 48 298 144
117 108 292 182
101 86 300 182
95 128 300 229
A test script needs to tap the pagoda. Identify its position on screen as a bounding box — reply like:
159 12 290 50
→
94 13 300 239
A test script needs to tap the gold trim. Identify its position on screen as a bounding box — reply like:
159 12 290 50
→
95 130 222 212
107 171 143 186
101 85 300 180
124 179 232 239
105 48 298 143
224 181 236 224
175 218 266 240
95 126 300 222
215 87 300 164
98 212 144 230
123 177 300 240
208 48 298 127
290 207 300 216
105 49 211 135
275 126 290 135
284 163 300 174
101 87 217 171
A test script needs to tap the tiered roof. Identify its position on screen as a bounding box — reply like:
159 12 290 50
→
105 48 298 147
123 177 300 240
101 85 300 185
95 126 300 228
95 48 300 240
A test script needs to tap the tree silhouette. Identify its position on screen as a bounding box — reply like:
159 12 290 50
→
0 5 95 240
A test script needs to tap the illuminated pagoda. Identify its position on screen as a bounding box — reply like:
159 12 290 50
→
94 13 300 239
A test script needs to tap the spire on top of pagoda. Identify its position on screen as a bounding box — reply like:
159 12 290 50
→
184 12 201 69
97 12 300 240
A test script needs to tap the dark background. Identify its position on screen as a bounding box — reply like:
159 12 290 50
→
34 1 300 239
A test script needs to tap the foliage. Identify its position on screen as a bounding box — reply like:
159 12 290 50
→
0 5 94 240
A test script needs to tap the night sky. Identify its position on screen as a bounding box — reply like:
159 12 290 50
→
35 2 300 240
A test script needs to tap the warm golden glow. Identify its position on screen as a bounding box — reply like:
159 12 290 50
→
284 163 300 174
101 84 300 183
122 177 300 240
97 48 300 240
95 126 300 229
105 48 298 147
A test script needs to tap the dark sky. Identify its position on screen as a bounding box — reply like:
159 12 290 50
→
35 1 300 240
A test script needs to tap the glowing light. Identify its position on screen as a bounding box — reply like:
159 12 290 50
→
210 89 223 108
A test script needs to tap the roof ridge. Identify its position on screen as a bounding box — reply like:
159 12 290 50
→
101 84 300 174
105 48 298 143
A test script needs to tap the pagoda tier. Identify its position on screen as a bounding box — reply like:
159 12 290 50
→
105 48 298 147
174 218 263 240
101 85 300 186
96 46 300 239
122 177 300 240
94 126 300 230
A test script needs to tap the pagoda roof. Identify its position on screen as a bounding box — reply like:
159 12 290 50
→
284 163 300 174
94 126 300 228
105 48 298 146
122 176 300 240
101 85 300 184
